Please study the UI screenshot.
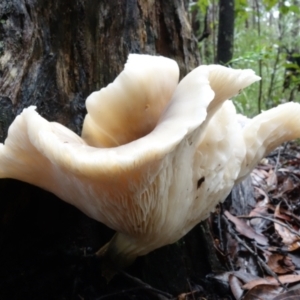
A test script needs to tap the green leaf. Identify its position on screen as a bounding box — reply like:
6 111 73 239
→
279 5 290 15
197 0 209 13
262 0 277 11
289 5 300 14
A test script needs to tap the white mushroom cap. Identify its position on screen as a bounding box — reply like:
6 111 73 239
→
82 54 180 147
4 54 295 267
238 102 300 181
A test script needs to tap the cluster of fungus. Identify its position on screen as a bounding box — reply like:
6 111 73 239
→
1 54 300 267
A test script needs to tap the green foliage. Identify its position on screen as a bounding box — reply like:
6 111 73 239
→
262 0 277 10
235 0 250 22
196 0 300 116
196 0 210 13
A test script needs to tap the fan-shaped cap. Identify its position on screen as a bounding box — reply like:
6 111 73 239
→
0 54 267 267
82 54 180 147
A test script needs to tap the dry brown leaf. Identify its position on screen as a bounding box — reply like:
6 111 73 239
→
266 253 295 274
249 205 271 232
249 205 269 218
254 187 269 203
252 168 269 180
267 169 278 191
251 174 265 186
281 177 296 194
275 203 292 222
243 274 300 290
273 288 300 300
274 221 299 245
251 169 269 187
282 256 295 272
251 175 262 186
274 203 300 245
177 291 199 300
265 204 300 224
242 284 283 300
224 211 268 245
288 241 300 252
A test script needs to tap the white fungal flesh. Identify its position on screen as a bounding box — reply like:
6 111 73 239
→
1 54 299 264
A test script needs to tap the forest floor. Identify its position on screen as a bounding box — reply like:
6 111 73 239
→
195 141 300 300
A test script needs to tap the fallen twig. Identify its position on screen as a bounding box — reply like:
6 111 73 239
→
238 214 300 238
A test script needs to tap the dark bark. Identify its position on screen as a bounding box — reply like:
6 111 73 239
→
0 1 225 299
216 0 235 65
0 0 200 138
283 49 300 95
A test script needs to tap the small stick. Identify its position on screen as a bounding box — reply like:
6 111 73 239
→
238 214 300 238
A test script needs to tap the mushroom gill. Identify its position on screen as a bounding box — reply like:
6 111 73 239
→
1 54 300 268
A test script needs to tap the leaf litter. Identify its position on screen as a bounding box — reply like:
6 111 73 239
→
209 142 300 300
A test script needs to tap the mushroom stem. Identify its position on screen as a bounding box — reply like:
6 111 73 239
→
96 233 138 269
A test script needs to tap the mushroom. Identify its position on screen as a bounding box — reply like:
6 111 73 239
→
1 54 300 267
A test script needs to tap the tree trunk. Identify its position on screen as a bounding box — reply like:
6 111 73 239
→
216 0 235 65
0 1 224 298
